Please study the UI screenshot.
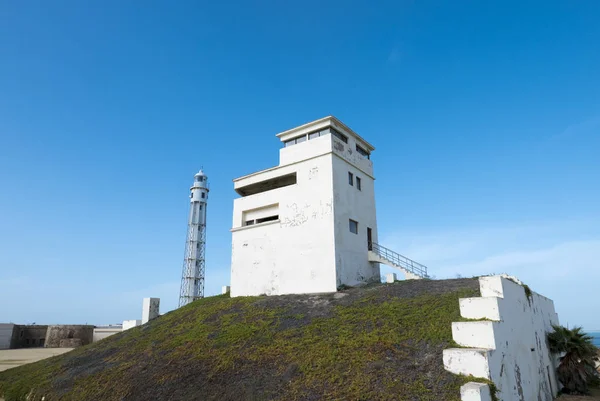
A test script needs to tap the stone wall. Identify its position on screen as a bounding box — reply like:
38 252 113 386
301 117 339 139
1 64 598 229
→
45 325 94 348
443 275 560 401
12 325 48 348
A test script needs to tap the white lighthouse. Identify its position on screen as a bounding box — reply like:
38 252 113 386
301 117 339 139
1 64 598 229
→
179 169 209 307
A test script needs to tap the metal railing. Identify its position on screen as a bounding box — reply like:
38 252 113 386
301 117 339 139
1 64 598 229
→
370 242 429 278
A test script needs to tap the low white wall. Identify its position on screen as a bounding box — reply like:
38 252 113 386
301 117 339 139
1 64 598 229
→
122 320 141 331
443 275 560 401
92 326 122 342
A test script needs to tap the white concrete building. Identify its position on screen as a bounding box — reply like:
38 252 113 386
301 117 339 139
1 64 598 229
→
230 116 428 297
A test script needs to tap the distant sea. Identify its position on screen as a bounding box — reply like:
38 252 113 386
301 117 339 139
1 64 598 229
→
590 332 600 348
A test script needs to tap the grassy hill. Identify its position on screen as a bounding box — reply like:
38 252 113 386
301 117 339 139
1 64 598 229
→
0 279 480 401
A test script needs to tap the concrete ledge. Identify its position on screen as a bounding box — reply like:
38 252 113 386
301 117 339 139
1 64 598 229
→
443 348 491 379
452 321 496 349
459 297 500 321
461 382 492 401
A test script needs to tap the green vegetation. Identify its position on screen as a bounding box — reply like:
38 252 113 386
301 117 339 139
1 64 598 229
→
548 325 600 395
0 279 481 401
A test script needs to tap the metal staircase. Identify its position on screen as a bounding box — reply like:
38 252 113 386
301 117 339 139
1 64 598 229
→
368 242 429 279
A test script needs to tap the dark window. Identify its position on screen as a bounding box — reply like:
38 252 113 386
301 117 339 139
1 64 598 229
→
245 220 255 226
348 172 354 186
20 330 24 338
356 177 362 191
283 135 308 147
308 131 320 140
201 193 205 198
236 172 297 196
332 128 348 144
349 219 358 234
39 338 45 347
356 145 370 159
26 339 30 345
199 204 203 210
256 215 279 224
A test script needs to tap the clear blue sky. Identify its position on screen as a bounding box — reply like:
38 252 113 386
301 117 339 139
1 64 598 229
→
1 1 599 328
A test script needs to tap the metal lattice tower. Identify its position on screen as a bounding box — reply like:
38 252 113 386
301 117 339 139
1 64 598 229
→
179 169 209 307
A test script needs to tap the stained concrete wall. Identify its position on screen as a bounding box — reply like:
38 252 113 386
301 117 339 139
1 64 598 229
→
45 325 94 348
443 275 560 401
0 324 15 349
12 325 48 348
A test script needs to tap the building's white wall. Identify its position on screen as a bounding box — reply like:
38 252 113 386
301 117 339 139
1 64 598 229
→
122 320 141 331
331 150 379 287
279 134 333 166
443 275 560 401
92 327 122 342
0 324 15 349
231 153 337 297
142 298 160 324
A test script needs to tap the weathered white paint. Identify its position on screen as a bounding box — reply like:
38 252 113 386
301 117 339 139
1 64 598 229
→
443 275 560 401
385 273 397 283
92 326 122 342
122 320 141 331
230 116 380 297
0 324 15 349
443 347 491 378
142 298 160 324
460 382 492 401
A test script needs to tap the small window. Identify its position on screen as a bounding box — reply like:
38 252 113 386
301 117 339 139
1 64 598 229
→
284 139 295 147
201 193 205 198
356 177 362 191
308 131 320 140
26 339 30 345
332 128 348 144
295 135 306 144
348 172 354 186
199 204 203 210
256 215 279 224
245 220 255 226
349 219 358 234
356 145 370 159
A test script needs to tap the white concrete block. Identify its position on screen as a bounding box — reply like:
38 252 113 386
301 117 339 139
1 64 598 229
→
479 276 505 298
222 286 231 294
444 275 561 401
142 298 160 324
452 321 497 349
122 320 142 331
459 297 501 321
461 382 492 401
443 348 491 379
385 273 397 283
404 271 421 280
